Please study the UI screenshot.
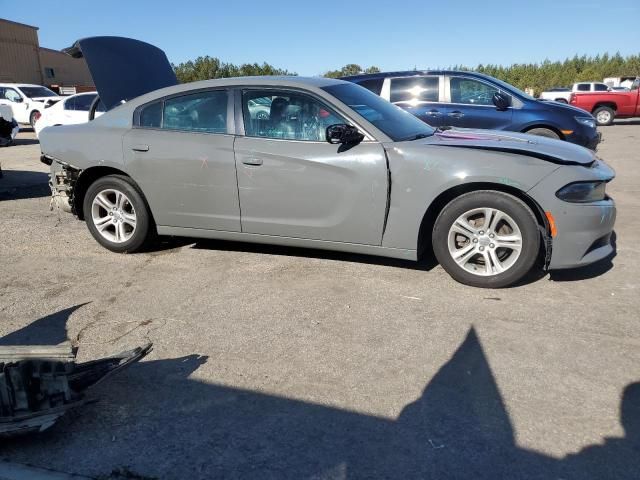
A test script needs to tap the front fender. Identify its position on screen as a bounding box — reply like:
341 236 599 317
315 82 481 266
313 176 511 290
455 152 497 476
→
381 143 559 250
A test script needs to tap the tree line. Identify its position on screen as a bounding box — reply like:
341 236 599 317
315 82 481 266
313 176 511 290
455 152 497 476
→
173 53 640 96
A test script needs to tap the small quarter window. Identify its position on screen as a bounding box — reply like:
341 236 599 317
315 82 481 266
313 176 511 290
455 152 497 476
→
356 78 384 96
139 101 162 128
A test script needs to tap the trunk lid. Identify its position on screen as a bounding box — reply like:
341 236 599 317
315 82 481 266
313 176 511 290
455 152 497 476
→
64 36 178 111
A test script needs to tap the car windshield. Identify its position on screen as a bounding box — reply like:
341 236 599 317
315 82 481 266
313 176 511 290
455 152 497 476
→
322 83 435 142
19 86 57 98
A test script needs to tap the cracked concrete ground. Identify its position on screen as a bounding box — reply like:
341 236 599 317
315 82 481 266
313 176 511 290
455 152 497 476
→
0 125 639 479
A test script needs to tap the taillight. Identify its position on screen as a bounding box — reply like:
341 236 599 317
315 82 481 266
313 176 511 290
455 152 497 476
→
569 93 576 104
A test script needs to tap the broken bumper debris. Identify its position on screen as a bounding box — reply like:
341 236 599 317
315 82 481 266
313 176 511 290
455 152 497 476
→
0 343 152 437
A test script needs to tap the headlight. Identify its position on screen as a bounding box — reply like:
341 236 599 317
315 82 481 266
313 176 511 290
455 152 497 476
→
575 116 596 129
556 181 607 203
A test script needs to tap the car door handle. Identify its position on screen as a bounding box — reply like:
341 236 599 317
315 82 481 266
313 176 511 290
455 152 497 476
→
242 157 263 166
426 110 441 117
131 144 149 152
448 111 464 118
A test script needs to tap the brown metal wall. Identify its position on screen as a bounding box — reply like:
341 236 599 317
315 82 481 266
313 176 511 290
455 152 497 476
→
39 48 94 87
0 19 42 84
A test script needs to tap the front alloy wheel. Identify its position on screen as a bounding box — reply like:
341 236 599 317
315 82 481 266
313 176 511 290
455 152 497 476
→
433 191 540 288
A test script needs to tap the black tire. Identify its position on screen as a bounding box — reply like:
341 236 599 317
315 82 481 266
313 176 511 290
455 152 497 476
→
593 106 615 126
432 191 540 288
525 128 560 140
83 175 153 253
29 111 40 128
555 98 568 104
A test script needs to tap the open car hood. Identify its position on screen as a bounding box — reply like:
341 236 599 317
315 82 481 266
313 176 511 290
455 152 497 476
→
430 128 597 166
64 36 178 111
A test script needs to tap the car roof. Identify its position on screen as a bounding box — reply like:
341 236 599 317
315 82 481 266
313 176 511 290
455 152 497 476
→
127 76 350 107
340 70 499 82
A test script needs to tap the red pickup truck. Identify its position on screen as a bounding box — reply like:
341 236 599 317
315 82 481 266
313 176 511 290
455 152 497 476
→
570 81 640 126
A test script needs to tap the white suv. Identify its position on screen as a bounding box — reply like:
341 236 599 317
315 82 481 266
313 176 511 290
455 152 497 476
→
0 84 62 127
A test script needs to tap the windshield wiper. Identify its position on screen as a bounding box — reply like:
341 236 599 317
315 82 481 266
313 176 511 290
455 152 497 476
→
405 132 433 141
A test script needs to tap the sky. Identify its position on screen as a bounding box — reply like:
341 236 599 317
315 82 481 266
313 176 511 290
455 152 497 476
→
4 0 639 76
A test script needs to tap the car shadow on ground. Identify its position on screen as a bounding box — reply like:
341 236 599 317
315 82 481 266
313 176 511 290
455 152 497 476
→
0 170 50 201
1 306 639 479
11 137 40 146
190 237 438 271
549 231 617 282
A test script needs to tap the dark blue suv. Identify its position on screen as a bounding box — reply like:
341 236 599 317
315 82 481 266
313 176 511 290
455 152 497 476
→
341 71 601 149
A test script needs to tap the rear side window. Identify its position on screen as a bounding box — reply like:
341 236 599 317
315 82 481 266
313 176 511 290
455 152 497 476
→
390 76 439 103
163 90 227 133
139 101 162 128
74 94 97 111
355 78 384 96
64 97 76 111
576 84 590 91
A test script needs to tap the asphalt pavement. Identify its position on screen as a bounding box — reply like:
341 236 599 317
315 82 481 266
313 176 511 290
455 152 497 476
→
0 124 638 479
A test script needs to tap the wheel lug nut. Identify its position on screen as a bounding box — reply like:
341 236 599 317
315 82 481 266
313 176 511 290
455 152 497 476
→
479 230 484 235
490 243 495 248
472 238 478 243
479 246 485 251
489 233 494 238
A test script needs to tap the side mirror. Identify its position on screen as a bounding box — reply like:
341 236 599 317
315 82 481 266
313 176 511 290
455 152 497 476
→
326 124 364 145
12 97 24 103
492 92 511 110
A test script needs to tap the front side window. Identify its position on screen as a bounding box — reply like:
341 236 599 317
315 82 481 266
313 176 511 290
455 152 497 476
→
450 77 498 106
594 83 609 92
242 90 344 141
163 90 227 133
576 84 590 91
3 88 22 102
390 76 439 104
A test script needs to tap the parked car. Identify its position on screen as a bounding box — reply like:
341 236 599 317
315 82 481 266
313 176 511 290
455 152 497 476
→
34 92 105 138
540 83 614 103
611 86 630 92
0 104 19 147
41 37 616 288
341 71 601 149
570 80 640 125
0 84 62 127
538 87 571 103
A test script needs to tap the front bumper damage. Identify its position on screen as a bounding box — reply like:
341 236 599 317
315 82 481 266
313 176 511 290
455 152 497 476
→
0 343 152 437
42 154 80 214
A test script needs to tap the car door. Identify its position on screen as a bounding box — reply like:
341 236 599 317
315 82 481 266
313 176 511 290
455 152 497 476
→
234 88 388 245
444 75 513 130
122 88 241 231
386 75 447 127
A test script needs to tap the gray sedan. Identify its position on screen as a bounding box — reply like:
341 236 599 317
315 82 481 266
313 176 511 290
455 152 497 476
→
40 37 615 288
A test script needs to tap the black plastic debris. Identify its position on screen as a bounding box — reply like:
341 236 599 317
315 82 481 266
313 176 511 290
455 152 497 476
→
0 343 152 436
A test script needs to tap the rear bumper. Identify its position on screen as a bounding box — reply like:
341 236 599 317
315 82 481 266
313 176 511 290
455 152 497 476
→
547 198 616 269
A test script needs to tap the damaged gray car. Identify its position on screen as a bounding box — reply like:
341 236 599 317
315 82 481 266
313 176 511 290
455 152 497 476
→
40 37 616 288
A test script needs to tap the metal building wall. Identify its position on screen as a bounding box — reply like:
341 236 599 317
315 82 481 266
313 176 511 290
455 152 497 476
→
39 48 94 87
0 19 42 84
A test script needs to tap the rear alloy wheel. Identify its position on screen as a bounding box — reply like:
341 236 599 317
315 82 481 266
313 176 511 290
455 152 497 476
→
83 175 152 253
593 106 614 126
432 191 540 288
525 128 560 140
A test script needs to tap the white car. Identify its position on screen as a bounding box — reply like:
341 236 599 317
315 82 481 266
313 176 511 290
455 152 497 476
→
34 92 104 138
0 83 62 127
